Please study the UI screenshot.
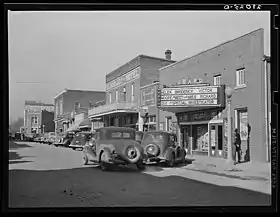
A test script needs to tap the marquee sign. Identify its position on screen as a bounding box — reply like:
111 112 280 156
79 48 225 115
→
106 67 140 91
158 85 225 108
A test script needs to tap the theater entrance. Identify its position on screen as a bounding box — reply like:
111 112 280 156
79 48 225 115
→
180 125 191 154
209 123 224 158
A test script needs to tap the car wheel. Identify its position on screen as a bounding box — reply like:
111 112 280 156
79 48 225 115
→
167 153 175 167
83 153 89 165
136 162 145 171
72 148 76 151
100 150 110 171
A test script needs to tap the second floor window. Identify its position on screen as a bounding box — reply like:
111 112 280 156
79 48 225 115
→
32 117 38 124
236 68 246 87
109 92 112 103
123 86 126 102
131 83 135 102
59 100 63 115
116 89 119 102
213 75 221 86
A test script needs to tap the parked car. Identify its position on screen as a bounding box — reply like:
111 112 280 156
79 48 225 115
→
83 127 146 171
141 131 186 167
54 131 75 147
14 132 22 141
47 132 56 145
135 131 144 144
69 131 93 150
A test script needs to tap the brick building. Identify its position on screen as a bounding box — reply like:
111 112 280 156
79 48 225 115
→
88 52 175 129
155 28 271 163
23 100 54 134
53 89 106 133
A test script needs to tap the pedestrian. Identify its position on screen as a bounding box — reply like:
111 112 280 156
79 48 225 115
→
233 128 242 164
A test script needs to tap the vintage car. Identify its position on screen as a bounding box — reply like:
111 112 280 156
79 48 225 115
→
47 132 56 145
135 131 144 144
83 127 145 171
141 131 186 167
54 131 75 147
69 131 93 150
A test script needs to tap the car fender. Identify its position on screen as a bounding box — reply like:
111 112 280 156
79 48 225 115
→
163 147 175 160
98 147 113 163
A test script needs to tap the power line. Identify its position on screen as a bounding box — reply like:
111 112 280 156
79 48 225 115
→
15 81 54 84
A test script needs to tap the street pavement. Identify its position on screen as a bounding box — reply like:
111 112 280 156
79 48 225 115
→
8 141 271 207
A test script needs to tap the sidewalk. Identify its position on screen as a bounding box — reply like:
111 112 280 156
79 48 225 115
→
184 155 271 182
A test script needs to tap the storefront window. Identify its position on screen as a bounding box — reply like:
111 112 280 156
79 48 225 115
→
237 108 248 140
192 124 209 152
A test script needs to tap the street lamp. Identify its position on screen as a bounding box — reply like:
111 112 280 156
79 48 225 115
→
225 86 234 166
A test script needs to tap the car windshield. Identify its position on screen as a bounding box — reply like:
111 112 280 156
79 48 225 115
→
49 133 55 136
110 131 134 139
143 132 165 143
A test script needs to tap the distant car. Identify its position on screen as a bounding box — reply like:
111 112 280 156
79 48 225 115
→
47 132 56 145
54 132 75 147
83 127 146 171
135 131 144 144
141 131 186 167
14 133 22 141
69 131 93 151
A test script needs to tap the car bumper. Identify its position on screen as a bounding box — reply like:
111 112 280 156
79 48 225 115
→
143 156 167 164
69 144 83 148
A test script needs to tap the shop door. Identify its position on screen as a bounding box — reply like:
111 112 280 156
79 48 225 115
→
181 126 191 154
209 124 224 158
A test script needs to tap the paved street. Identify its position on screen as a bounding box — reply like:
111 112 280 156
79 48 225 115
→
9 141 271 207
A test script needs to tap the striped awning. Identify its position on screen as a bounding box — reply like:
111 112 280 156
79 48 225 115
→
67 119 84 132
79 118 91 128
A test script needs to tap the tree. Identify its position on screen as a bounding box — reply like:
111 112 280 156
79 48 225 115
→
10 117 24 133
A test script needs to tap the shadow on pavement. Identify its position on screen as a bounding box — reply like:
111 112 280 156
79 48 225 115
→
9 166 271 207
9 141 32 150
9 160 33 165
9 151 34 165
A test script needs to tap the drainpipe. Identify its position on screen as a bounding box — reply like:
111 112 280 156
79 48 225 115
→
264 59 269 162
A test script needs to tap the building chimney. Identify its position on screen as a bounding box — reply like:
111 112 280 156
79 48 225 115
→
165 49 172 60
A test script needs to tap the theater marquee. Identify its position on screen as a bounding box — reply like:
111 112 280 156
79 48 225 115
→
159 85 225 108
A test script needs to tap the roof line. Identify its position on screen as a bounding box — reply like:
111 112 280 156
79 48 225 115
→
159 28 264 71
106 54 176 77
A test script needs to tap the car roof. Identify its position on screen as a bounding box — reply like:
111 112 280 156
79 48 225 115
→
96 127 136 132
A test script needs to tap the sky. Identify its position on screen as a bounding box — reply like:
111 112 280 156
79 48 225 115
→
8 11 270 123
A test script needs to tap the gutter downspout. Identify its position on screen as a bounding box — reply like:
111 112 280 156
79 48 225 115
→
264 59 269 162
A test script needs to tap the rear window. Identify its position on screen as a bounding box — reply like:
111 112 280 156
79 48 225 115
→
143 133 165 143
110 131 134 139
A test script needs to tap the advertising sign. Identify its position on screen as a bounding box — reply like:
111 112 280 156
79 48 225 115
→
141 85 157 107
239 111 248 141
25 105 54 113
106 67 140 91
159 85 225 108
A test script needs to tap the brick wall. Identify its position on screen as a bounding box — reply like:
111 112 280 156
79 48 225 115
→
159 29 266 161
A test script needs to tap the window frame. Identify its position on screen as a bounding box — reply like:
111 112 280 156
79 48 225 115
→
115 89 119 102
109 92 112 103
123 86 127 102
235 68 247 89
213 74 221 86
131 83 135 102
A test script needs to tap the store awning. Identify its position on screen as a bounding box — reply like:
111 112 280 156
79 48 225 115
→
79 118 91 129
67 119 83 132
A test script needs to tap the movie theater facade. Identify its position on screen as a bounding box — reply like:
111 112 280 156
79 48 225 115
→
158 29 271 163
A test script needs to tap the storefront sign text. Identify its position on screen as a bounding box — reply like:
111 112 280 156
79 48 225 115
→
106 67 140 91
